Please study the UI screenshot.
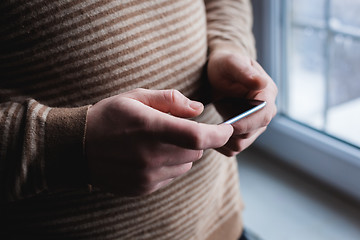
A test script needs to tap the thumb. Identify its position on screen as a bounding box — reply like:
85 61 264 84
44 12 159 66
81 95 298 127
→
125 88 204 118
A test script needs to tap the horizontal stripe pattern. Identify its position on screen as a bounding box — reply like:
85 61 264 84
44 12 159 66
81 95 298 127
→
1 0 255 239
205 0 256 58
5 151 241 240
0 0 207 107
0 100 51 201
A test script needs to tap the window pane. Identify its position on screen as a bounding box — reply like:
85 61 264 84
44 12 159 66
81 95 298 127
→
327 35 360 146
331 0 360 29
292 0 326 26
329 35 360 106
284 0 360 147
287 27 326 129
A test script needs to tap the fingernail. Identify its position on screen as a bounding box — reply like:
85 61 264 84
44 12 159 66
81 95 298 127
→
190 101 203 110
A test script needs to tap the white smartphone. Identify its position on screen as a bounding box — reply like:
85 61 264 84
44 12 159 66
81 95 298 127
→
212 97 266 124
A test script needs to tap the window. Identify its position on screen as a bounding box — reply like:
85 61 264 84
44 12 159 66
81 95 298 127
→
285 0 360 148
252 0 360 201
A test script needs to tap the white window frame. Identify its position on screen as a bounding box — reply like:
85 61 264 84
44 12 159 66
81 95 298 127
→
252 0 360 202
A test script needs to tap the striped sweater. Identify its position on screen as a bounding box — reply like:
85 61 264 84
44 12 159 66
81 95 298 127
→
0 0 256 239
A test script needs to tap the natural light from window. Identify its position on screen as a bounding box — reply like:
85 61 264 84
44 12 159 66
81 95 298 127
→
284 0 360 148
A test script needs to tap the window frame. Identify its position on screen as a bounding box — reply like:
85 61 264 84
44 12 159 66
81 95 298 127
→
252 0 360 202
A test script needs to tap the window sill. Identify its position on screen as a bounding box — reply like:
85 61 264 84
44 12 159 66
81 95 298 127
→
237 147 360 240
254 116 360 202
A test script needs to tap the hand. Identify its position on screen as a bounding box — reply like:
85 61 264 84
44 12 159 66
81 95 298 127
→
207 44 278 156
85 88 233 196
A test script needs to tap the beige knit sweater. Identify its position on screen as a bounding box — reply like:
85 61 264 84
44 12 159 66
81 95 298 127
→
0 0 256 239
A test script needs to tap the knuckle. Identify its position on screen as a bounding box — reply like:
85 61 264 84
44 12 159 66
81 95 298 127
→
171 89 182 100
174 163 193 177
223 55 238 73
262 114 273 127
195 150 204 160
129 87 146 95
239 133 251 139
234 122 250 135
225 53 238 66
165 89 182 104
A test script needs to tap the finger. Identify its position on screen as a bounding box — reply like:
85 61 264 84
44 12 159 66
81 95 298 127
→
215 146 236 157
141 163 193 194
246 64 278 100
140 143 203 168
216 128 266 156
162 146 203 166
225 127 266 151
155 116 234 150
231 127 267 140
112 96 233 150
102 163 192 195
124 88 204 118
152 178 175 192
152 163 193 183
231 109 267 135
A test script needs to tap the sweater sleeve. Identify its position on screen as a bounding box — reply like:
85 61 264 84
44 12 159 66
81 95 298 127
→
0 99 90 202
204 0 256 58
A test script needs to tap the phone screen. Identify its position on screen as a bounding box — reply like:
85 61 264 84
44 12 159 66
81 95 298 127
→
212 98 266 124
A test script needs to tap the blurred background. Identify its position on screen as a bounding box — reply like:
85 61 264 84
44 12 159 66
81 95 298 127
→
285 0 360 147
237 0 360 239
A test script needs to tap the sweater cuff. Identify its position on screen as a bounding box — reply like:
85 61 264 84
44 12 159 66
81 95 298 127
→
44 105 91 190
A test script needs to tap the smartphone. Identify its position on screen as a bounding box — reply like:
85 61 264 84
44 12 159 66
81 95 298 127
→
212 97 266 124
